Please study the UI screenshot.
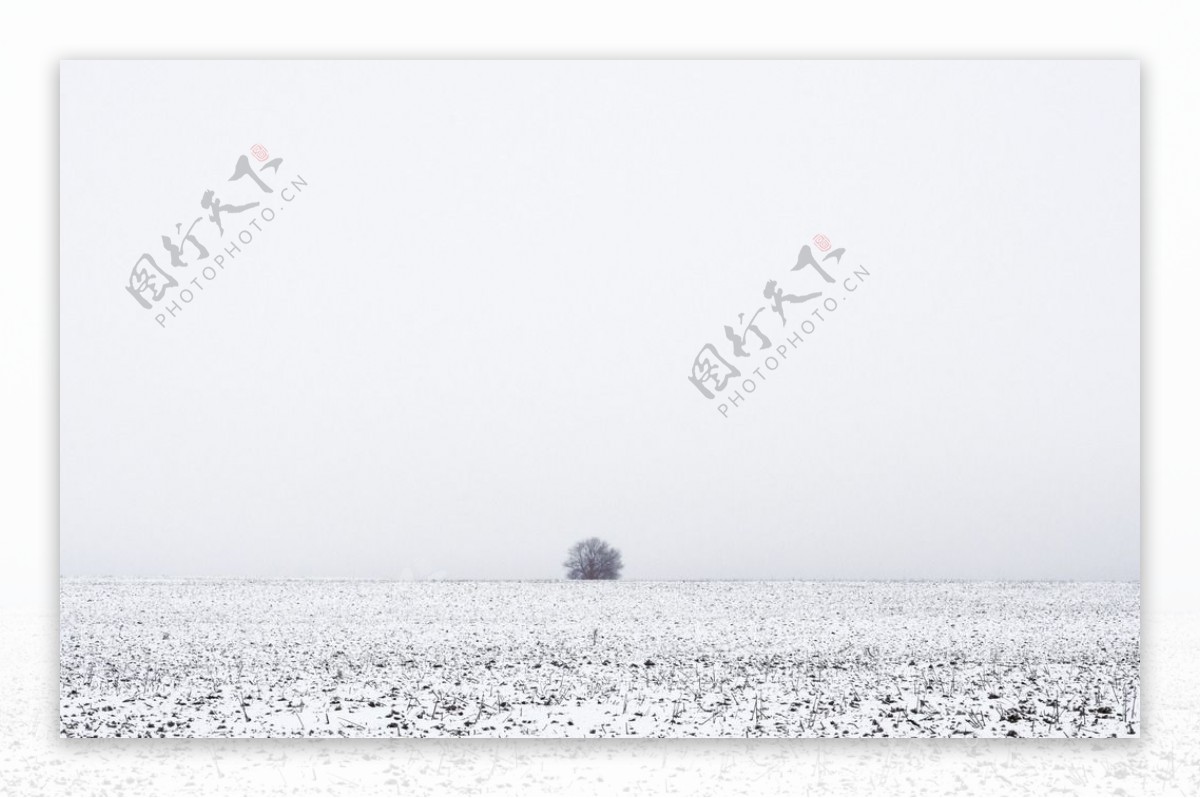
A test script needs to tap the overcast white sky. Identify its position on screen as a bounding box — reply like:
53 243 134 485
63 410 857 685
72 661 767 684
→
60 60 1139 580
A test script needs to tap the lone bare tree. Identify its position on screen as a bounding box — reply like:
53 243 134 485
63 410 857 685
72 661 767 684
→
563 537 624 580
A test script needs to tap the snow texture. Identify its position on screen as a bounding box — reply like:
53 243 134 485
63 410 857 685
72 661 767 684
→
59 580 1138 738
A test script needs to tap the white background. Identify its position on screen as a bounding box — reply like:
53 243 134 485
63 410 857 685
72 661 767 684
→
3 2 1199 796
59 60 1140 583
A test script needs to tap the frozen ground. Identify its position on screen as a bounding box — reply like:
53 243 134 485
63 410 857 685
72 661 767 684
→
59 580 1138 738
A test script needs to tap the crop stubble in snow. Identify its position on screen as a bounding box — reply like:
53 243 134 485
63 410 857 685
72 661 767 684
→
59 580 1139 738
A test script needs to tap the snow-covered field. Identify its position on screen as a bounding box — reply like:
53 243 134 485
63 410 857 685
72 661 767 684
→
59 580 1138 738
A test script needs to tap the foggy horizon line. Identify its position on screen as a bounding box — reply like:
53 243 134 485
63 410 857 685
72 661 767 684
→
58 574 1142 584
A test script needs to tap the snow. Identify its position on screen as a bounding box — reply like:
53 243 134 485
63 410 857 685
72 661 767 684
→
59 579 1139 738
